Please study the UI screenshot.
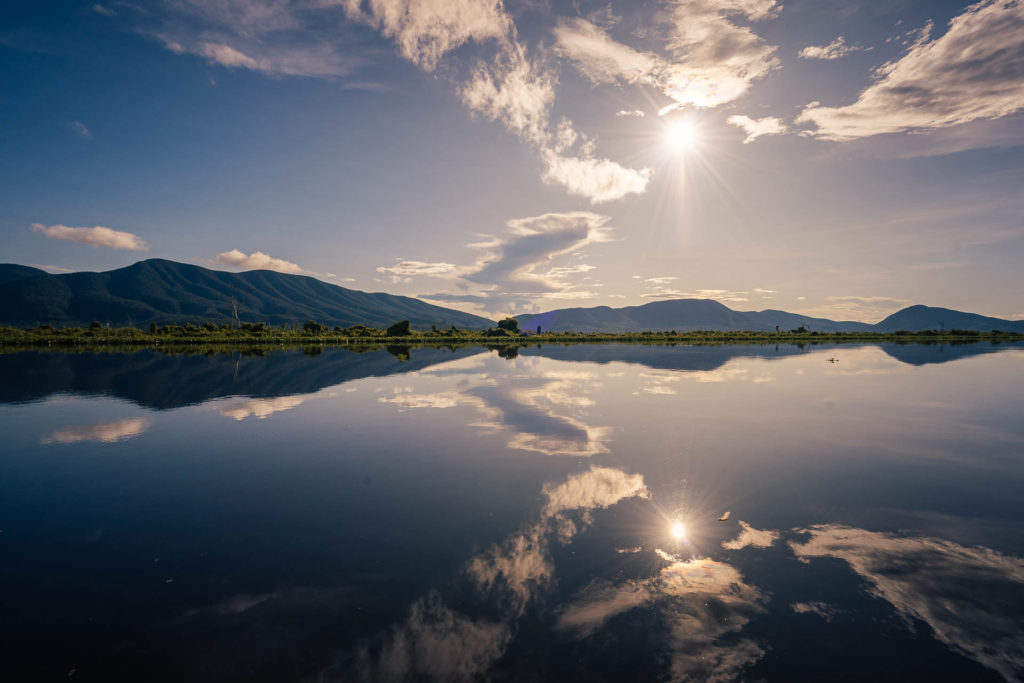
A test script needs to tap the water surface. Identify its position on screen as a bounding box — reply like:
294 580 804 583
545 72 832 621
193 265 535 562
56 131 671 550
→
1 342 1022 681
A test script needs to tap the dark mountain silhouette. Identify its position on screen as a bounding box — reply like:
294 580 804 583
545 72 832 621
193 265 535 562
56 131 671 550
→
514 299 1024 333
0 264 48 285
0 346 486 409
872 305 1024 332
4 341 1017 409
0 260 493 329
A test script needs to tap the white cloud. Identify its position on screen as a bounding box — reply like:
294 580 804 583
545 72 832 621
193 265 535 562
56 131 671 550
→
726 114 787 143
214 249 316 275
798 36 861 60
644 276 677 285
540 149 652 203
554 2 781 111
70 120 93 139
343 0 511 71
553 17 660 85
198 42 258 69
407 212 613 312
91 3 115 16
721 521 779 550
460 41 556 146
377 260 460 277
32 222 148 251
660 0 781 108
460 41 652 202
798 0 1024 141
616 109 645 118
42 418 152 444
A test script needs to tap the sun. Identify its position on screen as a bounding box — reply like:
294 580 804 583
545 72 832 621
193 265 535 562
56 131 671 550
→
670 522 686 539
665 120 698 152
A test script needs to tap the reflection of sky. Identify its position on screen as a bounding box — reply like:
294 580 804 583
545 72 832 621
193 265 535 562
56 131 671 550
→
791 524 1024 681
42 416 152 444
3 344 1024 681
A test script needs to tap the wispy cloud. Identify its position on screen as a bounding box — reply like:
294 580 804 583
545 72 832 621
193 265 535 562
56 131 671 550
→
32 222 148 251
798 36 863 60
342 0 511 71
791 524 1024 681
461 41 651 202
540 149 652 203
390 211 613 314
151 0 363 78
641 286 750 303
214 248 333 278
91 3 115 17
29 263 76 274
615 109 645 118
554 0 781 112
377 260 460 278
69 120 93 139
726 114 787 143
42 417 152 444
798 1 1024 141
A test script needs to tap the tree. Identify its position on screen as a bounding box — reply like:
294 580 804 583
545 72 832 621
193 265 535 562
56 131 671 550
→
386 320 411 336
497 317 520 334
303 319 326 334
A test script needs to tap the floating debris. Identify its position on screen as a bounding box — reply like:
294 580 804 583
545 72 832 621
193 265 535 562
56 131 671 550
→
718 511 731 522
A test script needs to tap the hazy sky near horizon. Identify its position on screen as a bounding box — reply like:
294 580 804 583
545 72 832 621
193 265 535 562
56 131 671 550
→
2 0 1023 322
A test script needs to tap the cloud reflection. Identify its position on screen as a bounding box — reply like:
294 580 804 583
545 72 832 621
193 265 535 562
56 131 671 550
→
790 524 1024 681
379 363 612 457
217 396 307 421
556 556 768 681
721 521 780 550
351 466 650 681
42 417 152 444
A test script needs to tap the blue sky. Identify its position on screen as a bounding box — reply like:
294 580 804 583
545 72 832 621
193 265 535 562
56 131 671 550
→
2 0 1023 321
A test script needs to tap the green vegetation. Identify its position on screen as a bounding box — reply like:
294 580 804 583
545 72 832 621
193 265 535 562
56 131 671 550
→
2 320 1022 351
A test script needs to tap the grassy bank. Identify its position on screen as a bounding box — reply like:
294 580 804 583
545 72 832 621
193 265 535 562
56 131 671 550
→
2 321 1022 350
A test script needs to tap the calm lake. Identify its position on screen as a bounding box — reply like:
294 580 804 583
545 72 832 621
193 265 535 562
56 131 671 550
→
2 342 1023 682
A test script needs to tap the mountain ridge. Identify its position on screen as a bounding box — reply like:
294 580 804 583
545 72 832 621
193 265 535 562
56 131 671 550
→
0 259 494 329
513 299 1024 333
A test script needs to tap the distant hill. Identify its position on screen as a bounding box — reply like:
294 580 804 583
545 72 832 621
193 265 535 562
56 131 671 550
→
514 299 872 333
514 299 1024 333
0 264 48 285
0 260 494 329
872 305 1024 332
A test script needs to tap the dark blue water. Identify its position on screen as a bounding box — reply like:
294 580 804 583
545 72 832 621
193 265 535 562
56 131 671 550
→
1 342 1022 681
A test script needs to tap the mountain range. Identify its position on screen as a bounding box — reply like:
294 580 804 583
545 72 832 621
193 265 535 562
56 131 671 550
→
0 259 493 329
514 299 1024 333
1 259 1020 332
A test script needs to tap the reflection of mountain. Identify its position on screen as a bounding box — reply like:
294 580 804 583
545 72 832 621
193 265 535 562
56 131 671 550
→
5 342 1020 410
876 342 1019 366
0 346 485 409
520 342 812 371
522 341 1022 370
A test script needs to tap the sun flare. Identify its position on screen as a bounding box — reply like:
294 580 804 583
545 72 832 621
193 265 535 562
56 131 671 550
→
671 522 686 539
666 120 697 152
